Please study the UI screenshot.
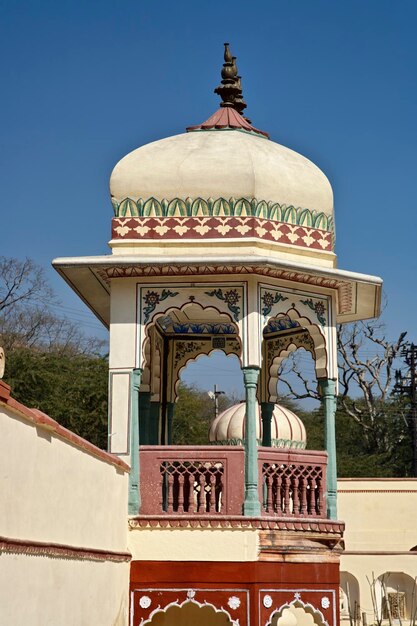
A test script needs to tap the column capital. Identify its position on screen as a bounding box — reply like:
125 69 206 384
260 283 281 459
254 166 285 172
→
318 378 337 397
242 366 260 387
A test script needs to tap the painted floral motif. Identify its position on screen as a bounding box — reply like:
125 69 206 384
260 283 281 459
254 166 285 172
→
263 594 273 608
139 595 152 609
112 196 334 233
294 592 302 600
300 298 326 327
143 289 179 323
261 291 289 317
157 318 236 335
228 596 241 610
187 589 196 599
321 596 330 609
174 341 205 367
204 288 241 321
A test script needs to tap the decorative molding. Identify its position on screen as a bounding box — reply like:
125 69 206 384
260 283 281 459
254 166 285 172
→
112 196 334 230
97 264 353 315
0 535 131 563
112 216 333 251
128 515 344 534
158 317 237 335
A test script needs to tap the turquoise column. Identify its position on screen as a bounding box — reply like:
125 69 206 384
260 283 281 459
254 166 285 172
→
261 402 274 447
128 368 142 515
139 391 151 445
319 378 338 520
242 366 261 516
149 402 161 444
167 401 175 444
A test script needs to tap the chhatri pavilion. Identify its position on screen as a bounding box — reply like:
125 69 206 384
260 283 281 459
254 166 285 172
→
52 44 382 626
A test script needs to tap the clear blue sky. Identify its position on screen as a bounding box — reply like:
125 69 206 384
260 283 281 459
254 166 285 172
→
1 0 416 395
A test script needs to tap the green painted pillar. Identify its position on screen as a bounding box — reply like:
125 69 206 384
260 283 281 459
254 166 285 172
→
319 378 338 520
261 402 274 447
139 391 151 445
149 401 161 444
242 366 261 516
129 368 142 515
167 401 175 444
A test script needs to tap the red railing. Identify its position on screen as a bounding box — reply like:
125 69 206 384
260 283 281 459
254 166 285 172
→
139 446 327 518
258 448 327 518
140 446 244 515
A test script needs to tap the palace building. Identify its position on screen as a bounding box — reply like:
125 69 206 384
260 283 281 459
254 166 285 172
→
2 46 410 626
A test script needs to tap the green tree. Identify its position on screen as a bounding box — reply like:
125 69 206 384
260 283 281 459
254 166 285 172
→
172 382 234 445
4 348 108 449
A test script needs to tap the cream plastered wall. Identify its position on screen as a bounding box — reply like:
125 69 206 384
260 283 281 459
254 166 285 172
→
0 553 129 626
1 403 128 550
338 478 417 551
128 527 259 562
338 479 417 623
110 240 337 269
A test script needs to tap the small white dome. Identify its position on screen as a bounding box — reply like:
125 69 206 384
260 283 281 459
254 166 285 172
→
209 402 306 448
110 129 333 217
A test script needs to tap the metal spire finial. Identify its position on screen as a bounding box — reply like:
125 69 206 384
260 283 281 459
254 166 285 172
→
214 43 249 120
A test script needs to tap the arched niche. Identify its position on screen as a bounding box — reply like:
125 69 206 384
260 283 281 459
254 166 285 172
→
142 598 236 626
261 308 327 404
268 600 329 626
340 572 360 622
376 571 417 620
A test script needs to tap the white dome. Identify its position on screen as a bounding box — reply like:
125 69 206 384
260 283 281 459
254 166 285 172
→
209 402 307 448
110 129 333 217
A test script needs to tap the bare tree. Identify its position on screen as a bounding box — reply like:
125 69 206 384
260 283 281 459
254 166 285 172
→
337 320 406 443
0 256 104 355
279 317 407 447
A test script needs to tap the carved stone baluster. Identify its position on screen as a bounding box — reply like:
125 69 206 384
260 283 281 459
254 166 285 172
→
208 472 216 513
283 475 290 515
184 470 192 513
316 476 323 517
275 475 282 515
167 473 174 514
178 473 184 513
216 471 223 513
299 476 307 516
309 477 316 516
265 475 272 513
292 474 299 516
196 472 204 513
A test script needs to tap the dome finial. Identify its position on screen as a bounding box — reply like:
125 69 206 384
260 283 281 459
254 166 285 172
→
214 43 249 119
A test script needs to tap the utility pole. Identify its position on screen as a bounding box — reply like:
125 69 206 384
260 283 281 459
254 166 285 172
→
208 384 225 419
393 342 417 477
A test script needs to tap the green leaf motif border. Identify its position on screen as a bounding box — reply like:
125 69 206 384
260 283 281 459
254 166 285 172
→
112 196 334 232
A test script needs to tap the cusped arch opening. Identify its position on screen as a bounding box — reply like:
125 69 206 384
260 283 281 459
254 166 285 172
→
143 598 236 626
268 600 329 626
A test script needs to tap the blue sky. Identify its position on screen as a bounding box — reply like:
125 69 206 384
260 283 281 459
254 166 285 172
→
1 0 416 396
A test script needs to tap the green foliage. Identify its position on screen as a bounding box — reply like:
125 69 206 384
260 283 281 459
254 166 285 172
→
172 382 233 445
4 348 108 449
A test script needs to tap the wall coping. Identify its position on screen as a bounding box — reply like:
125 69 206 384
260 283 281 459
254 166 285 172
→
0 381 129 473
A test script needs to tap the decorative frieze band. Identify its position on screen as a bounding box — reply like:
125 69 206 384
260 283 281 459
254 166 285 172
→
112 216 333 251
0 535 131 563
112 196 334 233
128 516 344 534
